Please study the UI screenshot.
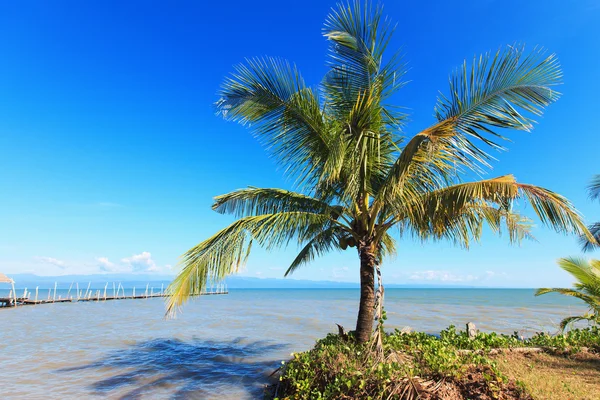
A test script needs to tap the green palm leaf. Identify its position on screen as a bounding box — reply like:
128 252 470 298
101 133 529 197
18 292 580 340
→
536 257 600 331
285 227 344 277
535 287 597 306
323 0 407 124
588 175 600 201
558 315 598 331
216 57 332 186
435 45 561 148
581 222 600 252
167 211 332 314
212 187 341 218
383 175 589 246
581 175 600 251
373 46 562 212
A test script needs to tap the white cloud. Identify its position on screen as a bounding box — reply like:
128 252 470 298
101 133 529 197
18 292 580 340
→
97 257 115 269
408 269 508 283
95 252 171 274
121 251 157 272
35 256 68 269
330 266 349 280
29 252 171 276
409 270 477 283
484 270 507 279
96 256 125 273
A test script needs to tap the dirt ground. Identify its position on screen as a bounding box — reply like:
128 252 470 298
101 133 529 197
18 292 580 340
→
494 351 600 400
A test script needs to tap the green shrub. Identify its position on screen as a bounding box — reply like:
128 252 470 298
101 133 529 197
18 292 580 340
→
270 325 600 399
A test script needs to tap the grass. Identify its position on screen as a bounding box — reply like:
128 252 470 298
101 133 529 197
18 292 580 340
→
268 324 600 400
496 351 600 400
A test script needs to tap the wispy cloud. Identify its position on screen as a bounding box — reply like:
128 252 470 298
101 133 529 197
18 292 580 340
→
97 252 171 274
31 252 171 275
330 266 349 280
408 269 507 283
121 251 158 272
35 256 68 269
484 270 507 279
96 256 118 272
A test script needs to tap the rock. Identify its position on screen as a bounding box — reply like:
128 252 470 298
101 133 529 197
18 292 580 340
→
399 326 413 335
467 322 478 339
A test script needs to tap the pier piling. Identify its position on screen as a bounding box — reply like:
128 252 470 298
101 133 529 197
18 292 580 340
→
2 281 228 308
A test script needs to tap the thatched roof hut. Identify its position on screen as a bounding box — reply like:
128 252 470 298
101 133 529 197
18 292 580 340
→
0 272 17 306
0 273 14 284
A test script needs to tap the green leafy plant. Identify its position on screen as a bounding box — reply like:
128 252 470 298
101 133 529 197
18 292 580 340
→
271 325 600 399
536 257 600 330
167 1 592 343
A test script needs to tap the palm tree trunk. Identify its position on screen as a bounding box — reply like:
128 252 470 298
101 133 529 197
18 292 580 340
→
355 245 376 343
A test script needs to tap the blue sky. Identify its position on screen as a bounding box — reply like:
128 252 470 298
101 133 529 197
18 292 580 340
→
0 0 598 287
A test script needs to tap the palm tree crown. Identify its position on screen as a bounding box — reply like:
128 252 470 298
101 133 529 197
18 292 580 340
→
536 257 600 330
167 1 592 343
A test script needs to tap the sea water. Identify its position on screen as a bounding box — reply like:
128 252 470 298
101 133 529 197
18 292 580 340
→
0 288 587 399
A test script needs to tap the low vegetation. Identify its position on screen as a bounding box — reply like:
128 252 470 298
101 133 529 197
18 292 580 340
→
268 325 600 399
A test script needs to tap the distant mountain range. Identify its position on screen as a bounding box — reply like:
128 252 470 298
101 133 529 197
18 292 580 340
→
4 273 478 289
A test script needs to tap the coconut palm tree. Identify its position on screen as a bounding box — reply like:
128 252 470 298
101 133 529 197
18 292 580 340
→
167 1 592 343
581 175 600 251
536 257 600 330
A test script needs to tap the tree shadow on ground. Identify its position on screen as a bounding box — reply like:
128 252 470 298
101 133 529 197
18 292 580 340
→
57 337 288 399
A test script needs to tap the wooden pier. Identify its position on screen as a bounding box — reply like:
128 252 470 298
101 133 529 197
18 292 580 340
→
0 297 27 307
0 282 228 308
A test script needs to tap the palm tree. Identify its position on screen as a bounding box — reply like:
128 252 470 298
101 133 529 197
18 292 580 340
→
581 175 600 251
536 257 600 330
167 1 592 343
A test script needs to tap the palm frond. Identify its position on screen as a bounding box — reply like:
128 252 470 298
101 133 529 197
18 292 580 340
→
377 231 397 260
373 128 463 208
323 0 407 124
580 175 600 252
216 57 332 186
556 257 600 292
381 175 588 248
166 218 255 315
285 227 343 276
579 222 600 251
418 205 533 249
373 46 562 211
558 314 598 331
212 187 343 218
320 1 407 205
474 206 535 245
435 45 561 152
536 257 600 331
517 184 591 240
535 287 597 305
166 211 333 314
588 175 600 201
580 222 600 252
417 175 520 220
